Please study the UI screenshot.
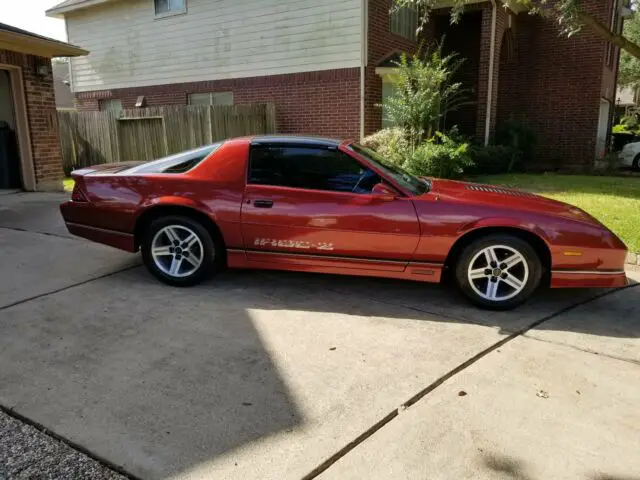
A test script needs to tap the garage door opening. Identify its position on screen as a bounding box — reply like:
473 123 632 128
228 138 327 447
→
0 68 21 190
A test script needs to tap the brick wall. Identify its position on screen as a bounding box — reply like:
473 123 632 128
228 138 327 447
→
72 0 619 168
364 0 425 136
76 68 361 140
496 0 612 169
0 49 63 188
74 0 429 140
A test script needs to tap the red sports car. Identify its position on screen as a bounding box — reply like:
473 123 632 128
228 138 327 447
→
60 136 628 310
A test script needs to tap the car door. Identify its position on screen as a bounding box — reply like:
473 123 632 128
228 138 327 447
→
240 142 420 272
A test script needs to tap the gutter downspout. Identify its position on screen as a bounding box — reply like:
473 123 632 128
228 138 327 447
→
360 0 367 140
484 0 498 146
64 17 75 94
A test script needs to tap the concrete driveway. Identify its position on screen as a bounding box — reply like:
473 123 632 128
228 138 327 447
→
0 193 639 480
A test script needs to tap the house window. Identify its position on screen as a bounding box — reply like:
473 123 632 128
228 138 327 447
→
154 0 186 17
391 5 418 41
188 92 234 106
99 99 122 115
381 80 398 128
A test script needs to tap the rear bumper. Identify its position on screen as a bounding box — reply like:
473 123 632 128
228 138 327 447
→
60 202 136 252
550 270 628 288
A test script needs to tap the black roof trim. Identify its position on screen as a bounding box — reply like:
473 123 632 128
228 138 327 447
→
251 136 341 148
377 51 404 68
0 22 85 50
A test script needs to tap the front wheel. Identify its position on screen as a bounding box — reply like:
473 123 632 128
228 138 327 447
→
142 215 217 287
454 234 543 310
633 154 640 171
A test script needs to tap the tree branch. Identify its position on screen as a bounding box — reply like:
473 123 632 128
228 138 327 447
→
577 10 640 60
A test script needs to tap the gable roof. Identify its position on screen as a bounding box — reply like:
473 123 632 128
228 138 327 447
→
46 0 113 17
0 22 88 57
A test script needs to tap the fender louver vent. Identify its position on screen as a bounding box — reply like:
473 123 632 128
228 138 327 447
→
465 184 536 198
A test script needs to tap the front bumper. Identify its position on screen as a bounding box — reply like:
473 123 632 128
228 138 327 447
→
550 269 628 288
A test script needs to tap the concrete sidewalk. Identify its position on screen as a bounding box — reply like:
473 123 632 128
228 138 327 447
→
1 193 639 479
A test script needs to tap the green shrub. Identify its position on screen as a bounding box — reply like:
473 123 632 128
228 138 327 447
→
362 128 473 179
361 128 409 166
63 162 75 177
613 122 640 135
403 130 474 179
468 144 517 175
621 114 640 131
495 116 537 170
382 43 470 148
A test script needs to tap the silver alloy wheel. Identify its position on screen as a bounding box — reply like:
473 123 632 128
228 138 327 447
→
151 225 205 278
467 244 529 302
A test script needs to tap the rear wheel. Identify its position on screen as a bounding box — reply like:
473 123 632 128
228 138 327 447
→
633 154 640 171
142 215 217 287
454 234 542 310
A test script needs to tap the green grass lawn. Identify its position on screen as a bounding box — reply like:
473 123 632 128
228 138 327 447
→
473 173 640 252
63 177 74 192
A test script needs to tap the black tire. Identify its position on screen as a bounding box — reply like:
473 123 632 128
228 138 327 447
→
454 234 543 310
141 215 219 287
633 154 640 171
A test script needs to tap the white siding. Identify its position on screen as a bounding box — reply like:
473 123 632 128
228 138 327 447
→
67 0 362 92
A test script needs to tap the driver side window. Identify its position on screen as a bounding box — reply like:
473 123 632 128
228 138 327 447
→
249 146 380 193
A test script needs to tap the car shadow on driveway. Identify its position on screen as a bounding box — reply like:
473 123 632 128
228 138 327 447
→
229 268 640 340
0 262 637 479
0 267 303 479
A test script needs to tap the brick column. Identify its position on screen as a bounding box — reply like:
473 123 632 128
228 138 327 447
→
23 56 65 190
0 50 64 191
475 3 508 143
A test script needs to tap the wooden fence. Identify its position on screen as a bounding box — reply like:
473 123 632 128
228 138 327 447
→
58 104 276 173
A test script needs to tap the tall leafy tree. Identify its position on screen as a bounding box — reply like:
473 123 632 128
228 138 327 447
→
618 13 640 89
394 0 640 60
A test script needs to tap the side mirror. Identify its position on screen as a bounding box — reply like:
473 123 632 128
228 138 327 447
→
371 182 398 201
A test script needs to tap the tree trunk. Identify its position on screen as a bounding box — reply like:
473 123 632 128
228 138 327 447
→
577 10 640 60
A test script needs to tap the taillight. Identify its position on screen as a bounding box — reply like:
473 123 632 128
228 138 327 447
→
71 184 88 202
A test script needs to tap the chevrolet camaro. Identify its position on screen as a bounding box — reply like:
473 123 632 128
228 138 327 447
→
60 136 628 310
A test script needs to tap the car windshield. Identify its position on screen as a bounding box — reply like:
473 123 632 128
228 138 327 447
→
349 143 430 196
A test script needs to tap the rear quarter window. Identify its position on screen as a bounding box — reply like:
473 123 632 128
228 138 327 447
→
126 143 222 174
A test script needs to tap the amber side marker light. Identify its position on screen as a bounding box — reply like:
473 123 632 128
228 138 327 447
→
563 251 583 257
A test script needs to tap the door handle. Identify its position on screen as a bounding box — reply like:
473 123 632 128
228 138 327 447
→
253 199 274 208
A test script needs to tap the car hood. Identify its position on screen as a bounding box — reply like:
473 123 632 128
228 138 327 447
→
424 178 602 225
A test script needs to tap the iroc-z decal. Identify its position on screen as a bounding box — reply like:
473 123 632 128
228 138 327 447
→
254 238 334 251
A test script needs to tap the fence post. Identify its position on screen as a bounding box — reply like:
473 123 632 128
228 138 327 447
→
265 103 276 133
207 107 213 144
